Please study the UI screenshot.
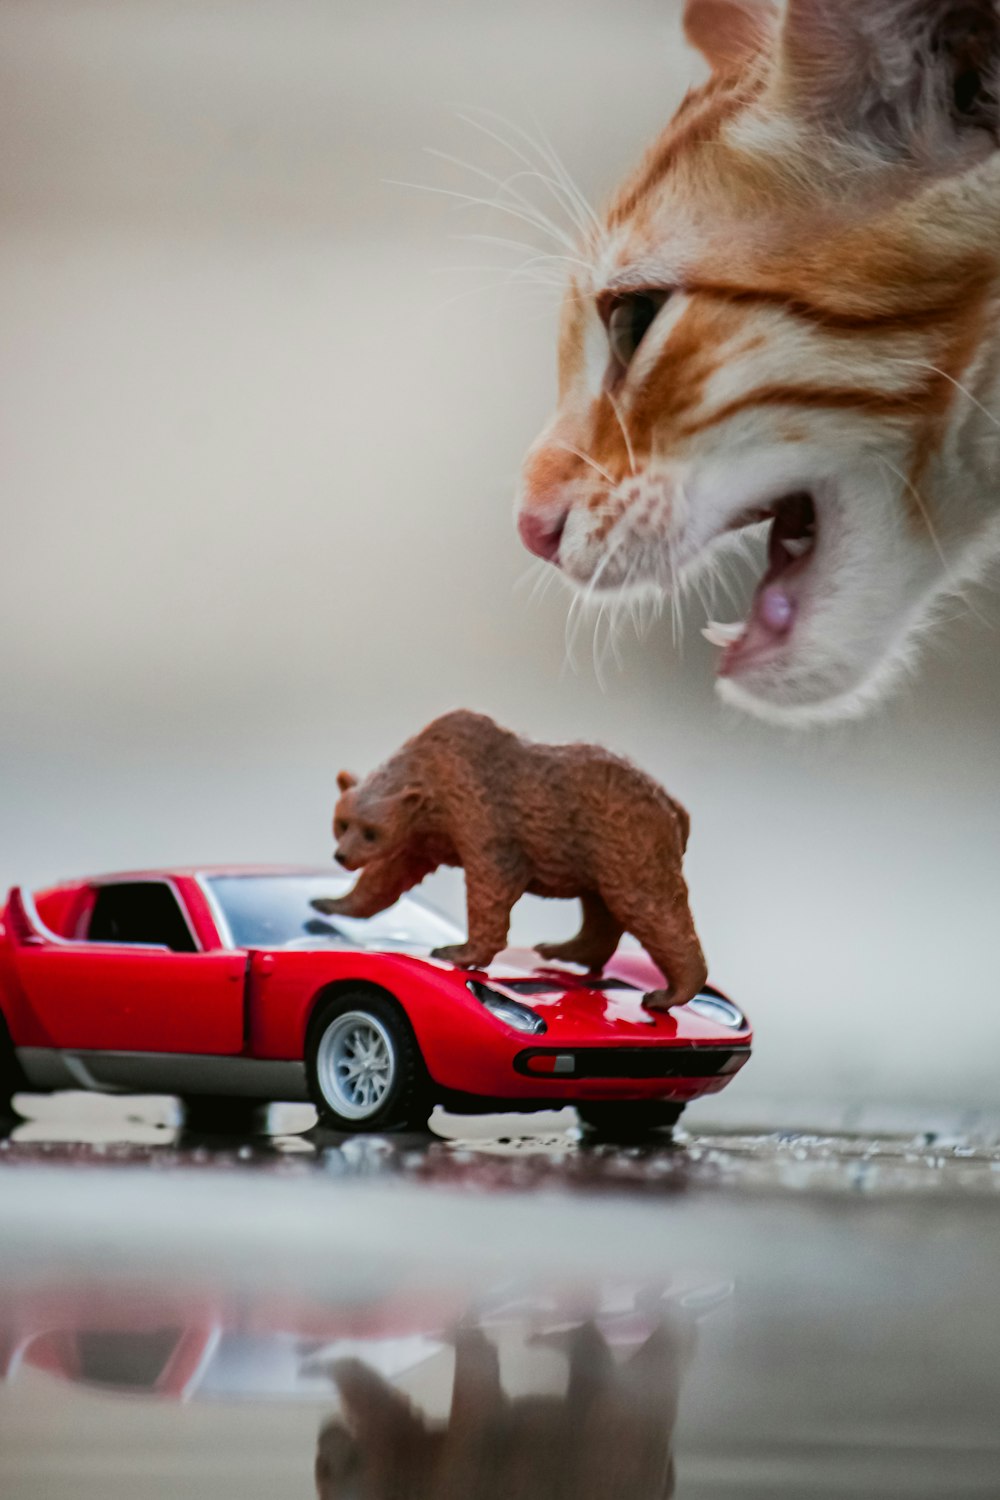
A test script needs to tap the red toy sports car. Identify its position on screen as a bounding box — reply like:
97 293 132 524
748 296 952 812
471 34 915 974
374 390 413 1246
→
0 867 751 1133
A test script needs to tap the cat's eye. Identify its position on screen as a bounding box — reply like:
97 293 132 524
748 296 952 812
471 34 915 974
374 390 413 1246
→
602 291 668 372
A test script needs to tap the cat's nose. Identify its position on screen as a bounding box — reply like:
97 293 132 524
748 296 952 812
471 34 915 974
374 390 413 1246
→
517 505 567 562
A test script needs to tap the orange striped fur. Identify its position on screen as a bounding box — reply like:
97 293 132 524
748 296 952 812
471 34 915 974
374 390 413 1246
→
517 0 1000 722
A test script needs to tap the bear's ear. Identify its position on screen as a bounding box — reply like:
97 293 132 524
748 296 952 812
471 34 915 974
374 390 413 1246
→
336 770 358 793
399 784 425 809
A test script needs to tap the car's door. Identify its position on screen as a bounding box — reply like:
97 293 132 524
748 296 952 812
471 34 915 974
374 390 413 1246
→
6 882 246 1054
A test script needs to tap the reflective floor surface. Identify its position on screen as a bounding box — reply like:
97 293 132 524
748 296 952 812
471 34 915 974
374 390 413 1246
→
1 1097 999 1498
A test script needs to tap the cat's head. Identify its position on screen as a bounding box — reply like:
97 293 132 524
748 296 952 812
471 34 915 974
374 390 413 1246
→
516 0 1000 722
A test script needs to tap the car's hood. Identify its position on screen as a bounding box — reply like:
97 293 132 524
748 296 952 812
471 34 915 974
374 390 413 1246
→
417 946 750 1047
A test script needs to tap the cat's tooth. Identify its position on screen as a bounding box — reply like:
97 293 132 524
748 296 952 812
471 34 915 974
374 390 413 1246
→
782 536 813 558
702 620 746 648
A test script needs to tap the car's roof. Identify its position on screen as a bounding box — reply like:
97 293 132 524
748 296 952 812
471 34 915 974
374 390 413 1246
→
84 864 334 885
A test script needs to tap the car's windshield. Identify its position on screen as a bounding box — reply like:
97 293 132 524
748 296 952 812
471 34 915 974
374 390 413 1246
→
204 874 462 953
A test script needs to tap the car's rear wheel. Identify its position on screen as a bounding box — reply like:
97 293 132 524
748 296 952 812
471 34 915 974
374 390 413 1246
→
0 1011 26 1121
180 1095 271 1135
577 1100 685 1141
306 991 431 1133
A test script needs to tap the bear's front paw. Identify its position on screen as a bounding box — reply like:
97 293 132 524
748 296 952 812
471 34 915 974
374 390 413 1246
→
431 942 495 968
311 896 350 916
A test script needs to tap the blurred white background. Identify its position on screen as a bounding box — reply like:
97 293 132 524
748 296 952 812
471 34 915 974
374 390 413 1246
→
2 0 998 1113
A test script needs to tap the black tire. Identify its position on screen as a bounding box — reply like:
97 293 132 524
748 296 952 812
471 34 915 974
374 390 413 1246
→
306 990 431 1133
577 1100 685 1141
0 1010 27 1121
180 1095 271 1135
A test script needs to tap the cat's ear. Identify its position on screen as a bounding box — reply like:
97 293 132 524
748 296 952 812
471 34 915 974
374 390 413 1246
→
683 0 776 75
773 0 1000 166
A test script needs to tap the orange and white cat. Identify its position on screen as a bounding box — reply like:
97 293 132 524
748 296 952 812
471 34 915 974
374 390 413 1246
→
516 0 1000 722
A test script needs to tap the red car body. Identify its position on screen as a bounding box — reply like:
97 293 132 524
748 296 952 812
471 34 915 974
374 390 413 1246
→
0 866 751 1119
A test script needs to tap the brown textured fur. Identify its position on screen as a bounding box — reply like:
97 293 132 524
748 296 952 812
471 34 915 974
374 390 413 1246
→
315 1319 692 1500
314 710 706 1010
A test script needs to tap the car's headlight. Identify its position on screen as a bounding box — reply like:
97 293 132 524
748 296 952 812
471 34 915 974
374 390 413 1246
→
467 980 547 1034
686 994 746 1029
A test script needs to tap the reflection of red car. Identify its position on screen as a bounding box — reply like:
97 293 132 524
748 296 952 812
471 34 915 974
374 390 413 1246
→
0 1282 463 1402
0 867 751 1133
0 1277 724 1403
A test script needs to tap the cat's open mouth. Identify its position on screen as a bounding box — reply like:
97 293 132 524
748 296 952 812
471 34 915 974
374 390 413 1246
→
702 492 817 675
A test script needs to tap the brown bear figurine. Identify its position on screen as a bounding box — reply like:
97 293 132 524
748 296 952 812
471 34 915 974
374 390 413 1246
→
313 710 707 1009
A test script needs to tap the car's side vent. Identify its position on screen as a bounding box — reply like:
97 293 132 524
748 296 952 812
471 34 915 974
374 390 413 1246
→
5 888 45 946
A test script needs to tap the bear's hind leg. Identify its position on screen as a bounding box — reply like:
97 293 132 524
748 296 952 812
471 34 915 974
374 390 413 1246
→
535 892 624 972
602 878 707 1011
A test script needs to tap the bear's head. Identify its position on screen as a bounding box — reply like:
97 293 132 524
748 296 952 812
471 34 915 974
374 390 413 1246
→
331 769 425 871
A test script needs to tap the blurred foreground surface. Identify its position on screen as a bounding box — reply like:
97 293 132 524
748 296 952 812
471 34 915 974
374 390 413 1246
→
1 1096 998 1499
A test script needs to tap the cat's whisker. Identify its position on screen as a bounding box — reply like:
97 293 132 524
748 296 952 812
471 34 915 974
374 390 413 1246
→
453 233 590 272
434 263 564 279
582 533 639 685
531 565 566 611
513 558 553 601
522 106 607 244
664 480 690 651
453 242 590 284
685 562 708 620
424 146 577 235
455 106 603 246
874 456 991 630
668 539 684 651
428 277 562 314
435 264 568 292
506 255 583 285
636 567 662 638
610 596 629 667
489 166 595 237
385 178 578 253
425 133 587 253
874 453 951 571
592 601 611 691
452 111 590 237
898 358 1000 433
562 592 580 673
626 570 644 639
551 441 617 487
606 390 637 477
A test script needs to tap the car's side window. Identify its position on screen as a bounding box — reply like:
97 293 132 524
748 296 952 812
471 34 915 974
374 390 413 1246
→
87 883 198 954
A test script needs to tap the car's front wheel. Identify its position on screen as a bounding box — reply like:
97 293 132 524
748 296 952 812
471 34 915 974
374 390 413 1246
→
306 992 431 1133
577 1100 685 1141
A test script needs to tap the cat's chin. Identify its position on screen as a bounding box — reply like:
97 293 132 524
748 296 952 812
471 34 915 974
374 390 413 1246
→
713 648 914 726
709 580 931 726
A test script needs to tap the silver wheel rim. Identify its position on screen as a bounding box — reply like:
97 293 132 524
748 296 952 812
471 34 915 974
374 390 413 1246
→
315 1010 397 1121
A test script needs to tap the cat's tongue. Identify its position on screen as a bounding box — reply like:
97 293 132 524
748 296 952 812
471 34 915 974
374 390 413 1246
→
704 585 796 675
702 495 815 674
